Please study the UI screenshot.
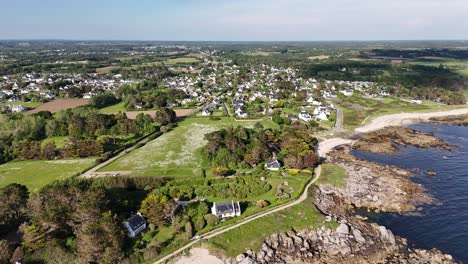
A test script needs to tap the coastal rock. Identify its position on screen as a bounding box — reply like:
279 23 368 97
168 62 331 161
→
353 126 452 154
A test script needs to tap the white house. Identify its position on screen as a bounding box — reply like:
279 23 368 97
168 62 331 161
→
201 109 211 116
299 111 312 122
341 90 354 97
316 112 329 121
11 105 25 112
124 213 146 238
211 201 242 219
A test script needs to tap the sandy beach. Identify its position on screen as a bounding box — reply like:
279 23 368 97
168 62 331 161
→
355 108 468 133
172 248 223 264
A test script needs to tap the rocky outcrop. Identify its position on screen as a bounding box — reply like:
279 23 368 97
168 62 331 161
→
231 218 456 264
429 114 468 127
353 126 452 154
318 149 432 215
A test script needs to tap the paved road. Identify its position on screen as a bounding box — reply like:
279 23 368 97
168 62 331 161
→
154 166 322 264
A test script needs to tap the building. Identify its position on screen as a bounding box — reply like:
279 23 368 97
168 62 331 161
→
299 111 312 122
211 201 241 219
11 105 25 112
124 213 146 238
201 109 211 116
265 159 281 171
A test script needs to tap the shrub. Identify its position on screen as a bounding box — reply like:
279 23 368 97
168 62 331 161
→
204 214 219 226
256 200 269 208
212 166 229 177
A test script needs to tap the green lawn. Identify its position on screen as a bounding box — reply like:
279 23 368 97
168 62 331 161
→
207 191 335 257
98 102 127 113
41 136 68 148
98 117 279 177
317 163 347 187
457 68 468 79
0 158 96 192
96 65 120 74
0 100 43 109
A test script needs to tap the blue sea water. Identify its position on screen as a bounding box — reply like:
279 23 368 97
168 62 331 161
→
352 123 468 263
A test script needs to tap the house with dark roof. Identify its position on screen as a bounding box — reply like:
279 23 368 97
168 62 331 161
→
124 213 146 238
211 201 241 219
265 159 281 171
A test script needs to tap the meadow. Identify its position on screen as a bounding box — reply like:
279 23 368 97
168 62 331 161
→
98 116 279 177
0 158 96 192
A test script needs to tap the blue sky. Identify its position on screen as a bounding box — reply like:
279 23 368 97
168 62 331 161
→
1 0 467 40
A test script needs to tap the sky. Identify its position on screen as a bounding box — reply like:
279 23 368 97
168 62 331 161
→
1 0 467 41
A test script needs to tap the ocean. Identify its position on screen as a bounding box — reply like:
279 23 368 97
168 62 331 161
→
352 123 468 263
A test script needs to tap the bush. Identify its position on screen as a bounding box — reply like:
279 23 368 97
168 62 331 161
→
212 166 229 177
256 200 269 208
204 214 219 226
195 218 206 231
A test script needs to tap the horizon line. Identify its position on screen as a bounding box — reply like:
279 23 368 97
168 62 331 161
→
0 39 467 43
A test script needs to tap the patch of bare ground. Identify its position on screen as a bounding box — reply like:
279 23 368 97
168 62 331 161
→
27 99 89 113
353 126 452 154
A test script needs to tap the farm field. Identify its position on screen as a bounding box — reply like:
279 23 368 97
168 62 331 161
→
98 117 279 177
0 158 96 192
27 98 89 113
207 191 335 257
95 65 120 74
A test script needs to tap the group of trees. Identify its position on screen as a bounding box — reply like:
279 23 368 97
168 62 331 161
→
202 122 319 171
0 107 159 164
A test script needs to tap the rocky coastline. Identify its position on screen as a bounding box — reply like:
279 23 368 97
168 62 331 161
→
428 114 468 127
352 126 452 154
228 127 458 264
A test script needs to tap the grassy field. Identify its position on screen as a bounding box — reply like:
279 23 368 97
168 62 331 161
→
457 68 468 79
207 191 335 257
317 163 347 187
98 117 279 177
341 96 467 129
0 100 43 109
96 65 120 74
98 101 127 113
409 59 468 80
41 136 68 148
0 158 96 192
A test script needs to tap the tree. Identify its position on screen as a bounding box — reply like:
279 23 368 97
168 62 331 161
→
89 93 119 109
0 184 29 228
140 193 175 227
154 108 176 125
0 240 12 264
75 213 124 264
204 214 218 226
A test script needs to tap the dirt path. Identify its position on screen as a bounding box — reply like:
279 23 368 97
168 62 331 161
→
156 166 322 264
